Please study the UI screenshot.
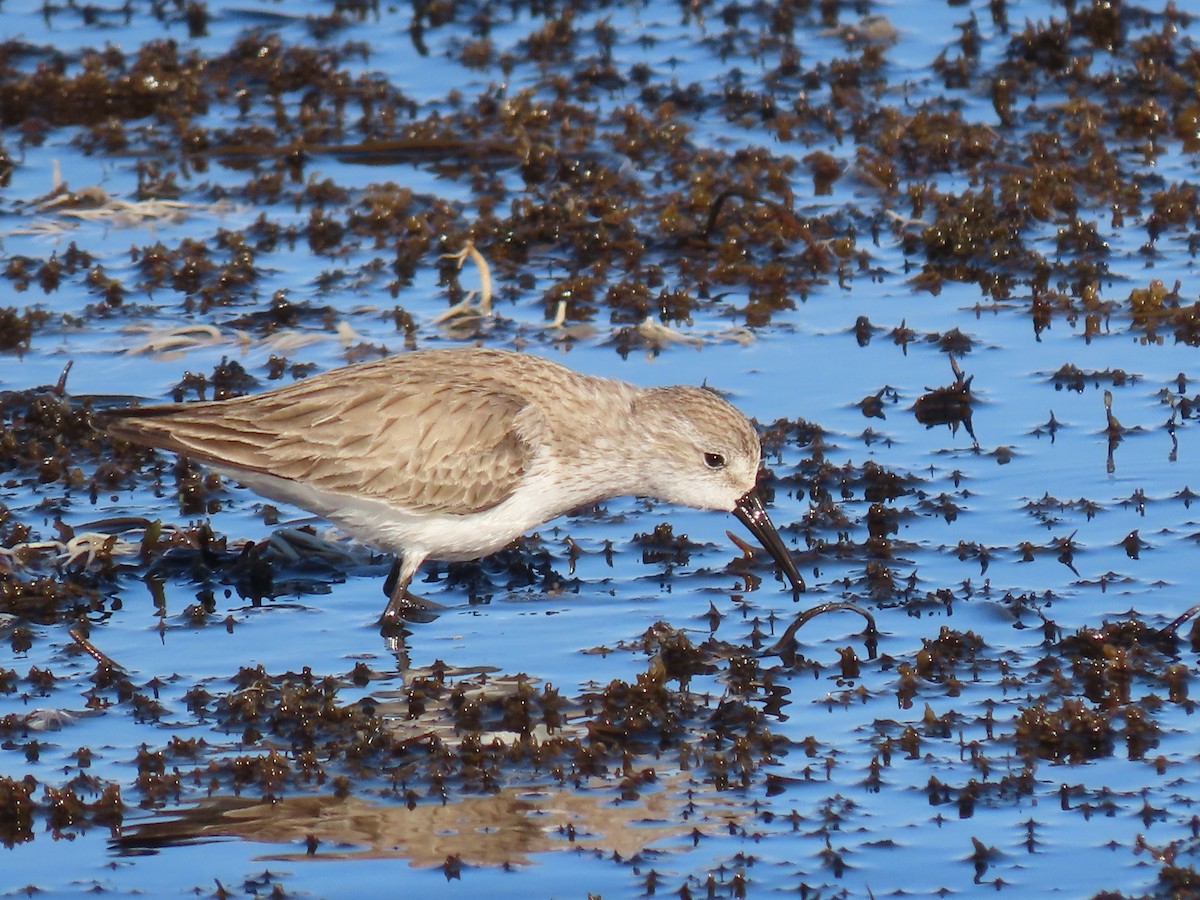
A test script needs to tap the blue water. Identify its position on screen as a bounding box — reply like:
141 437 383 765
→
2 0 1199 896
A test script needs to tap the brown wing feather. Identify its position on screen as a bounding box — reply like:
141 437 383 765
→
95 355 532 515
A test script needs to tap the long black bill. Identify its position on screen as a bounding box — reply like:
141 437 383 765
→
733 489 805 596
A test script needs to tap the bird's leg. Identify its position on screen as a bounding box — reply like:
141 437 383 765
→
383 558 403 600
380 553 445 630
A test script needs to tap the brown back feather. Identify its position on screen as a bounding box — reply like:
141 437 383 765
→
95 350 538 515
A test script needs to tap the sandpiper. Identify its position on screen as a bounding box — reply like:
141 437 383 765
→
94 347 804 624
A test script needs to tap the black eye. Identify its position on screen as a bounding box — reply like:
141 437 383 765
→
704 452 726 469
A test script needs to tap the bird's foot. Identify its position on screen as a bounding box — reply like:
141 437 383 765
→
379 589 446 630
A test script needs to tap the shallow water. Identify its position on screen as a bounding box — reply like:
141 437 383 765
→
3 0 1200 896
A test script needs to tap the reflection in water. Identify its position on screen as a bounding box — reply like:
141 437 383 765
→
116 772 743 866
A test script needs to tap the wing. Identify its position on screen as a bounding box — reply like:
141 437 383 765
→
95 357 533 516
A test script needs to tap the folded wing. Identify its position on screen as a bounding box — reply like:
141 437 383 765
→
95 361 531 516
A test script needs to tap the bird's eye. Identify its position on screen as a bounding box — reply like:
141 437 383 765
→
704 452 726 469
